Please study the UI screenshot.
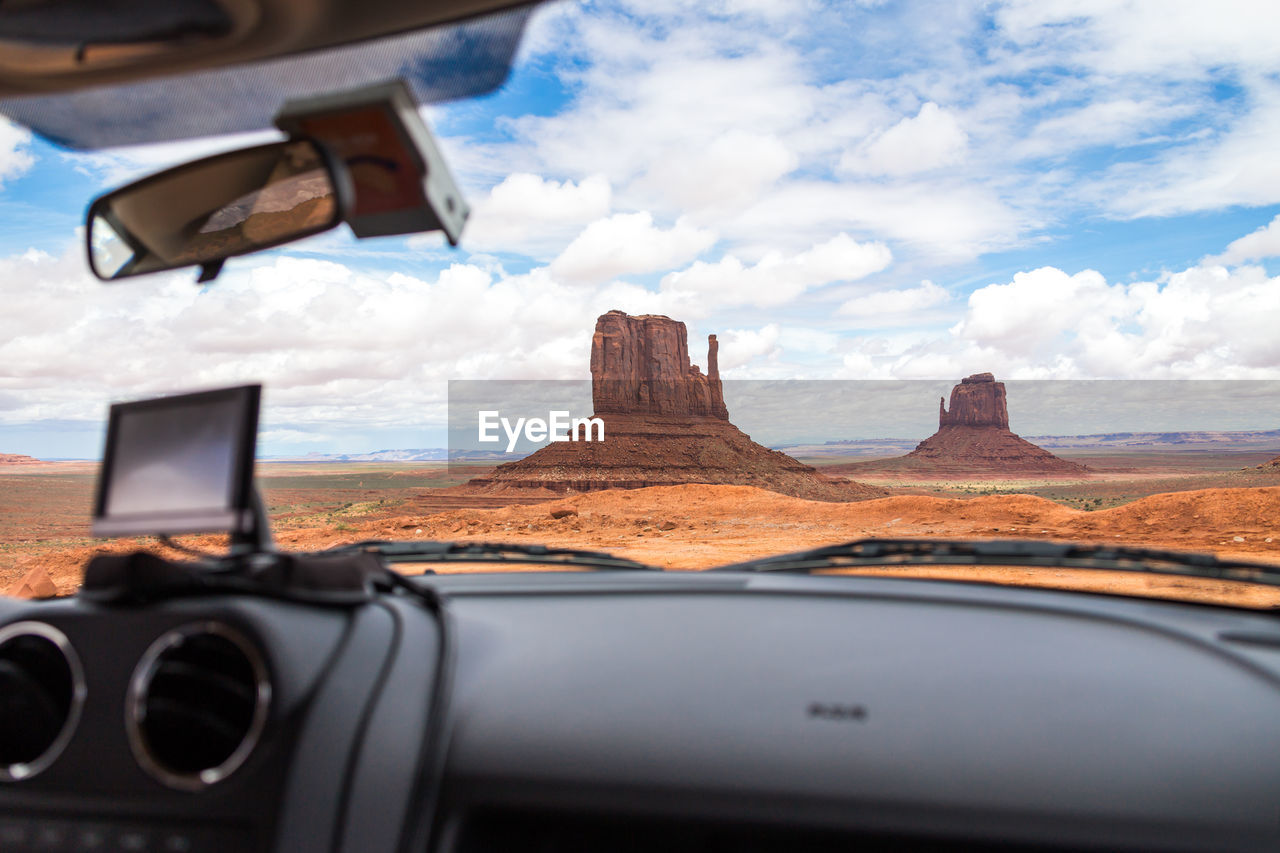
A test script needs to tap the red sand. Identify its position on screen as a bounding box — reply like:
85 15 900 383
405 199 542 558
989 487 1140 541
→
8 484 1280 608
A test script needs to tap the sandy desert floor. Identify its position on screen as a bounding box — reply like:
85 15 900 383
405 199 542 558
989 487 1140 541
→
4 459 1280 607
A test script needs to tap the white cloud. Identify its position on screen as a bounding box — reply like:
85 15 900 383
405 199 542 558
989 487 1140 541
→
504 42 817 190
549 212 716 285
952 267 1133 360
720 0 817 19
637 130 798 212
472 11 861 246
777 325 840 356
861 261 1280 379
64 129 282 187
462 0 1280 262
716 324 781 370
260 428 330 445
0 118 36 186
1102 82 1280 219
822 210 1280 380
460 172 612 257
659 233 892 308
977 2 1280 220
1015 97 1196 160
1205 214 1280 265
0 244 621 428
838 280 949 317
726 180 1028 261
996 0 1280 78
840 102 968 176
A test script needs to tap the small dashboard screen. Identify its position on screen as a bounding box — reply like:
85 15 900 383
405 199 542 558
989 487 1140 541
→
92 385 259 537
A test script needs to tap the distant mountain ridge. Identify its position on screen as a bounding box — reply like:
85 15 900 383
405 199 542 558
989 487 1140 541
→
1025 429 1280 448
776 428 1280 458
266 449 447 462
260 428 1280 463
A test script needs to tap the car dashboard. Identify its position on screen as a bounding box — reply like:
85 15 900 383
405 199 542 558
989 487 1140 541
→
2 568 1280 852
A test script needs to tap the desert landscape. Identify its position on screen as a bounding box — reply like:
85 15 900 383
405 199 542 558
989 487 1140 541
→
4 457 1280 603
4 312 1280 605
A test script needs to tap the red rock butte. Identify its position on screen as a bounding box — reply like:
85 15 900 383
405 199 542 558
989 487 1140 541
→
938 372 1009 429
592 310 729 419
467 310 883 501
831 373 1090 479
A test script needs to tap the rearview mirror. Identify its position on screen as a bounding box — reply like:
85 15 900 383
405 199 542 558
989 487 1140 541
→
86 138 350 283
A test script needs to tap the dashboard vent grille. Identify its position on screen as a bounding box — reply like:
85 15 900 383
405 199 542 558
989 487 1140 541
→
128 622 270 790
0 621 85 781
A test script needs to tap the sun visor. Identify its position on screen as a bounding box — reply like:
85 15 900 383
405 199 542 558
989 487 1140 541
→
0 4 532 150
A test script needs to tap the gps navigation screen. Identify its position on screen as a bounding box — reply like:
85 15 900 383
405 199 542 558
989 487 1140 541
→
92 385 260 537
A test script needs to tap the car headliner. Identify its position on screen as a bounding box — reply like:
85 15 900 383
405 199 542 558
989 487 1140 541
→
0 4 533 149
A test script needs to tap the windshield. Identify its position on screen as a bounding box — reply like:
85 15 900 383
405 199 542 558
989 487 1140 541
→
3 1 1280 606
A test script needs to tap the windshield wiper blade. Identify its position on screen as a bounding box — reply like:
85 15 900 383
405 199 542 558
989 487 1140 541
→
712 538 1280 587
321 539 660 571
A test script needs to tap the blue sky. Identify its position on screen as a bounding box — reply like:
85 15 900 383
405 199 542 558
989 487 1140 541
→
2 0 1280 458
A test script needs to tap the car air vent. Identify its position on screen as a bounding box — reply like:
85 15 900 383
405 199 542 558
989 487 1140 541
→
127 622 270 791
0 621 85 781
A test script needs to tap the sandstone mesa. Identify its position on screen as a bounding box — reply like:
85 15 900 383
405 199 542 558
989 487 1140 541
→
468 311 883 501
833 373 1090 479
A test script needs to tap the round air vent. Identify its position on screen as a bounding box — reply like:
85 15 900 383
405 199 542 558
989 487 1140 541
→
127 622 270 791
0 621 86 781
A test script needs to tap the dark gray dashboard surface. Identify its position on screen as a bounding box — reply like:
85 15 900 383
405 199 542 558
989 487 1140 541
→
3 571 1280 852
431 575 1280 850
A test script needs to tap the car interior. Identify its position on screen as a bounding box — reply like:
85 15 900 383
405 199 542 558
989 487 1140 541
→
1 1 1279 852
